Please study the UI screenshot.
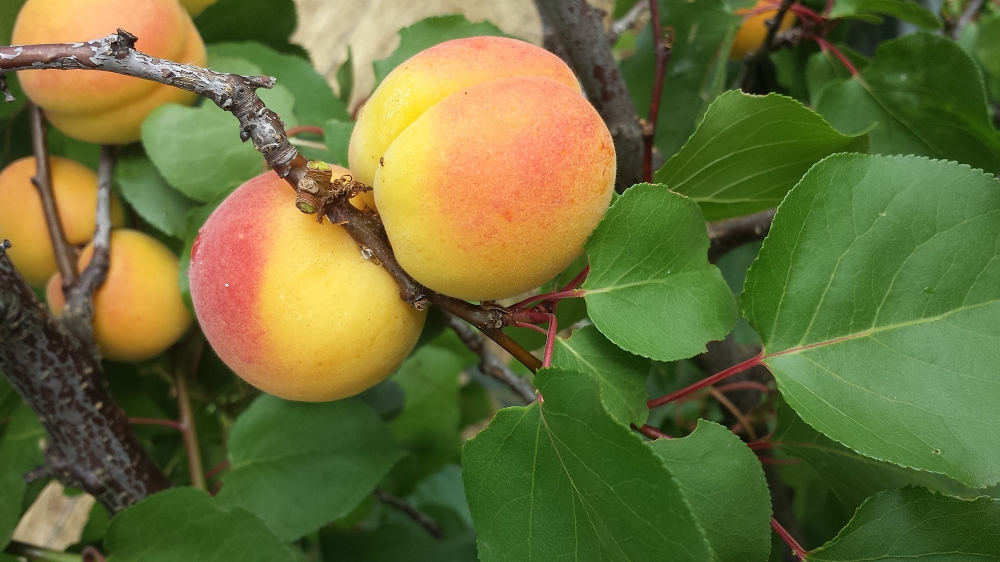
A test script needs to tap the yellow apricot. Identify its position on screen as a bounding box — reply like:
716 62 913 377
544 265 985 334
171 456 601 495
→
351 37 615 302
730 1 797 61
0 156 124 286
46 229 192 362
188 171 427 402
179 0 217 17
12 0 207 145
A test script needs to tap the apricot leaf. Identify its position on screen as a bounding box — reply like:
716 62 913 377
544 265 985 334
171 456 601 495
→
0 406 43 550
214 396 405 541
650 421 772 562
104 488 298 562
194 0 303 57
744 154 1000 487
552 325 650 427
829 0 941 29
655 91 870 221
809 488 1000 561
622 0 740 160
773 398 979 511
114 148 195 239
463 368 714 562
584 184 737 362
816 33 1000 175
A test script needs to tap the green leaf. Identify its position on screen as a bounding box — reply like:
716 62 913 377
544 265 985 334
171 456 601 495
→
743 153 1000 488
655 91 870 221
323 120 355 167
974 14 1000 101
114 147 196 239
0 0 25 45
338 47 354 107
773 397 973 511
214 395 404 541
650 420 772 562
828 0 941 28
320 512 479 562
810 488 1000 561
194 0 305 57
208 42 349 125
463 368 713 562
816 32 1000 175
372 15 509 89
805 47 870 108
0 405 44 550
584 184 737 362
104 487 298 562
552 325 650 427
621 0 740 160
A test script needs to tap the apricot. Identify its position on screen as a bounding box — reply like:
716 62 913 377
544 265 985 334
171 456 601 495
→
350 37 615 302
12 0 207 145
0 156 124 285
187 170 427 402
730 0 797 61
46 229 192 362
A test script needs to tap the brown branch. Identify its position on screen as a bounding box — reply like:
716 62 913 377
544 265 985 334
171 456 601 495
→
29 103 77 286
374 488 443 539
534 0 645 191
441 311 538 403
642 0 673 184
707 208 775 264
0 240 172 513
175 337 205 491
740 0 796 94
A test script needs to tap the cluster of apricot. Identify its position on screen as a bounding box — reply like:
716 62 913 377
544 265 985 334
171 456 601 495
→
189 37 617 401
1 0 207 361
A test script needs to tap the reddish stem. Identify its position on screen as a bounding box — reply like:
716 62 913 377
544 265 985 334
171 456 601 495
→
747 440 775 450
643 0 673 183
542 313 558 368
632 424 674 440
285 125 324 138
647 352 765 409
129 417 183 431
788 4 826 24
810 35 859 76
510 266 590 310
210 480 224 497
512 320 548 336
824 0 835 16
771 518 809 560
205 459 231 480
757 456 801 465
714 381 772 394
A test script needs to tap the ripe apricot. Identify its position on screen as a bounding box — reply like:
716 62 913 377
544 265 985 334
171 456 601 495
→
730 1 797 61
0 156 124 285
188 170 427 402
46 229 193 362
12 0 207 145
350 37 615 302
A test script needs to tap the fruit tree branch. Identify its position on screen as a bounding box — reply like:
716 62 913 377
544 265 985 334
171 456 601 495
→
706 209 775 264
533 0 645 191
374 488 444 539
441 311 538 403
608 1 649 45
29 102 77 287
740 0 796 94
0 240 172 513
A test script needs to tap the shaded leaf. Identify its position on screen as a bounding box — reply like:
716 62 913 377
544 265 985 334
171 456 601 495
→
0 405 44 550
810 488 1000 561
650 420 772 562
744 154 1000 487
323 120 355 167
194 0 305 57
463 367 713 562
828 0 941 28
655 91 869 220
816 33 1000 175
584 184 737 362
104 487 298 562
114 147 196 239
215 395 404 541
805 47 870 108
552 324 650 427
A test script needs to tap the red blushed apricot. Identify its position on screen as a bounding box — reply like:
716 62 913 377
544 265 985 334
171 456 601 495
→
46 229 192 362
188 171 426 402
0 156 125 286
374 75 616 302
12 0 207 144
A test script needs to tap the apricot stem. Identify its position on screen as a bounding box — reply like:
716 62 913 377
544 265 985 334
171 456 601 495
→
708 386 758 441
28 103 77 286
442 312 537 403
771 518 809 560
176 336 206 491
643 0 673 184
374 488 444 540
632 424 673 440
647 352 765 408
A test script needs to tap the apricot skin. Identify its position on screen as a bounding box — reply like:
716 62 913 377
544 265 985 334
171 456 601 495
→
730 1 797 61
188 170 427 402
350 37 615 302
12 0 207 145
0 156 124 286
349 36 582 211
46 229 193 362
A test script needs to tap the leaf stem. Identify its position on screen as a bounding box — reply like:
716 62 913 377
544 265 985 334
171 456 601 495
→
647 352 764 408
708 387 758 441
374 488 443 539
642 0 673 184
176 336 206 491
632 424 674 440
771 517 808 560
129 417 184 431
4 541 82 562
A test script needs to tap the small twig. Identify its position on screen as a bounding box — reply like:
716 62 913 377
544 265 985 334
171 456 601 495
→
740 0 796 93
176 337 206 491
707 387 758 441
954 0 985 36
4 541 82 562
632 424 673 440
607 1 649 44
761 0 796 53
707 209 776 263
642 0 673 184
648 352 765 408
81 547 106 562
205 459 231 480
29 103 77 286
771 518 808 560
0 75 13 102
129 417 184 431
374 488 443 539
442 312 537 403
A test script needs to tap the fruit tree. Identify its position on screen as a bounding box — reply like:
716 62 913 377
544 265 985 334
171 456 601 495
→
1 0 1000 561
